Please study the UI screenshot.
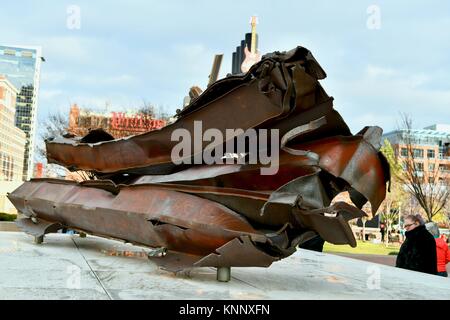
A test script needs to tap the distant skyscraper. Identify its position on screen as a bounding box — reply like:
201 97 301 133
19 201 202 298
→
0 45 43 180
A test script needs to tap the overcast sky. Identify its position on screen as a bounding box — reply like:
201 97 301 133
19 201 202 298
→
1 0 449 134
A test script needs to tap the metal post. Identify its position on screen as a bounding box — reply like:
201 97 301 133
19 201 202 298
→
34 235 44 244
216 267 231 282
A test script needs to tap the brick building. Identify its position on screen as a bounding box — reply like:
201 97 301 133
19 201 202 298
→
68 103 167 139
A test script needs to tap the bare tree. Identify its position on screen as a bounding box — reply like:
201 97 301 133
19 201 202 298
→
138 99 156 118
380 139 408 243
138 99 172 122
440 199 450 227
37 112 68 159
37 111 96 180
396 114 450 222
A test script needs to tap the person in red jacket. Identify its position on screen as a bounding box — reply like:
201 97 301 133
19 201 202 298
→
425 222 450 277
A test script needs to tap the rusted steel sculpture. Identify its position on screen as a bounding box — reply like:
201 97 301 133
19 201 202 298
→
8 46 390 281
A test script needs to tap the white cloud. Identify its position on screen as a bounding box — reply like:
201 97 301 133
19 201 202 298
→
329 64 450 132
41 71 67 85
78 74 137 86
366 65 396 78
35 36 94 63
40 89 64 99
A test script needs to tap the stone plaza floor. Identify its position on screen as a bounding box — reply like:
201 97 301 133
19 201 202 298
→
0 231 449 300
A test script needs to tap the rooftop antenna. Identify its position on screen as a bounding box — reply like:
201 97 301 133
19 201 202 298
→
105 101 111 114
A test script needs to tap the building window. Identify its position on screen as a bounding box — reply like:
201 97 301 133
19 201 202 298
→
413 149 424 158
401 148 408 157
427 149 435 159
416 162 424 172
4 49 16 56
429 177 435 184
428 163 435 171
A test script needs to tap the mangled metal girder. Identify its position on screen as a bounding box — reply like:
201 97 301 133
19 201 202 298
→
45 46 339 175
132 131 389 217
9 45 391 275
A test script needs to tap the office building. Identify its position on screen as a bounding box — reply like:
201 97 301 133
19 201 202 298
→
383 124 450 183
0 45 43 180
0 75 26 181
0 75 26 214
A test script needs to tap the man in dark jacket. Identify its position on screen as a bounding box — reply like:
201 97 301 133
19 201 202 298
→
396 214 437 275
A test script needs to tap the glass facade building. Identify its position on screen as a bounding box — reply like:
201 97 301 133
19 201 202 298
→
383 127 450 159
0 45 42 180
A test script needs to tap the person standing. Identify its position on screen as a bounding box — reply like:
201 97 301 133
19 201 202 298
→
425 222 450 277
396 214 437 275
380 222 386 242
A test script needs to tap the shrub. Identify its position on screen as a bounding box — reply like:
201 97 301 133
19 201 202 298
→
0 212 17 222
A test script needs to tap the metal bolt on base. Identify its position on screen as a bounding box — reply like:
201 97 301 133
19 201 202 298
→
217 267 231 282
34 235 44 244
147 247 167 258
79 232 87 238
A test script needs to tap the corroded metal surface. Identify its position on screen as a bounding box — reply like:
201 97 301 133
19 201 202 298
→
45 46 333 175
8 45 390 273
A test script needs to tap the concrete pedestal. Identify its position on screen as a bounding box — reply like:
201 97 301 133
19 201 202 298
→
0 232 449 300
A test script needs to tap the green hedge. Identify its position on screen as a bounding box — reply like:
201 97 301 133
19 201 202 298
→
0 212 17 222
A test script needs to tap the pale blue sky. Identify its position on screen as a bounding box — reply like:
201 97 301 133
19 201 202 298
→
1 0 449 133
